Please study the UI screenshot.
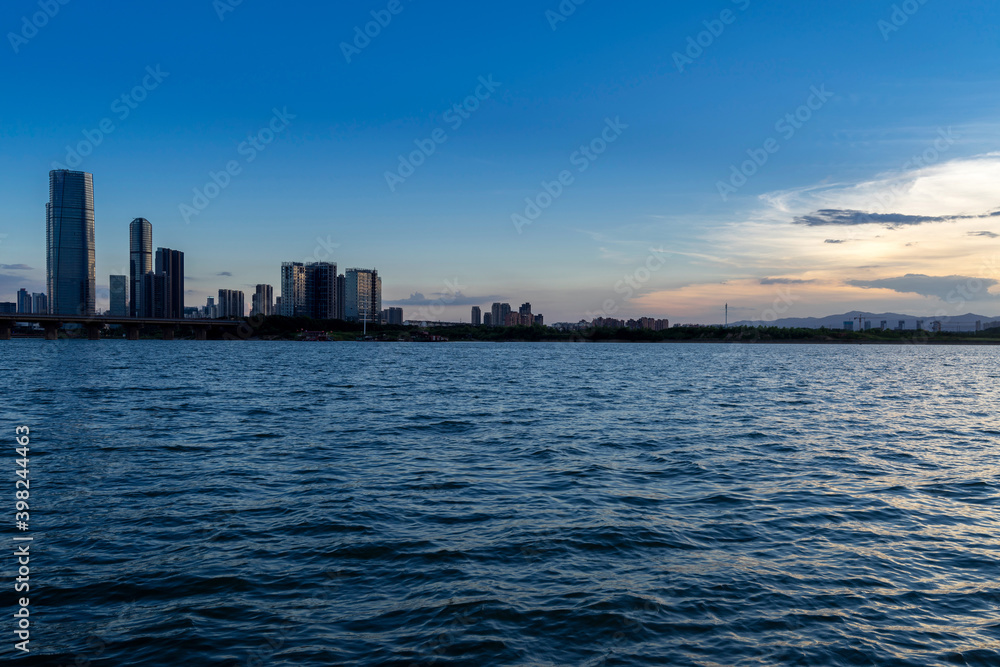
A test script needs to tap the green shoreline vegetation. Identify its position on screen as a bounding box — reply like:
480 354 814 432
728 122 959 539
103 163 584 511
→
33 317 1000 344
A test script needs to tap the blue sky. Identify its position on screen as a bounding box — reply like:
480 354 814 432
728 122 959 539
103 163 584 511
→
2 0 1000 322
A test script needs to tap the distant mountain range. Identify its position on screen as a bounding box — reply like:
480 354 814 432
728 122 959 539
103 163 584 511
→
730 311 1000 331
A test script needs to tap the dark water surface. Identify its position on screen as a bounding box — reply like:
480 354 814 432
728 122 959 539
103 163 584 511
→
2 341 999 666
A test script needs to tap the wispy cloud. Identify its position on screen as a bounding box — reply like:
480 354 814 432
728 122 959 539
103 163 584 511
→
793 208 1000 228
847 274 999 300
760 278 815 285
385 292 501 307
0 264 32 270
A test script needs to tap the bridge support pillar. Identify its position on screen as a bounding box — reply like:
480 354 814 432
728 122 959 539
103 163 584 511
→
0 323 10 340
44 323 60 340
125 325 140 341
194 326 208 340
86 324 102 340
161 324 176 341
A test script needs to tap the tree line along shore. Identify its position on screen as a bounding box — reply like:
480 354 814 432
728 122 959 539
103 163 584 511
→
20 316 1000 344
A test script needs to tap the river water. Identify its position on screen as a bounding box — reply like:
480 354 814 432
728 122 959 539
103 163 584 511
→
2 341 999 665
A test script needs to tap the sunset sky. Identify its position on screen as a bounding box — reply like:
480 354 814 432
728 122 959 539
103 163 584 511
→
2 1 999 322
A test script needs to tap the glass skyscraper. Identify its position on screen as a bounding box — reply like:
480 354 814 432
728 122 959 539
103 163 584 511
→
129 218 153 317
46 170 96 316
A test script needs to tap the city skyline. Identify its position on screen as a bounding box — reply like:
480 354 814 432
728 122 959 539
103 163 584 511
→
2 2 1000 323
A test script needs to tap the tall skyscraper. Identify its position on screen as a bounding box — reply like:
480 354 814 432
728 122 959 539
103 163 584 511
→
344 268 381 323
109 275 127 317
129 217 153 317
305 262 338 319
280 262 306 317
217 289 244 318
251 284 274 317
16 288 31 314
471 306 482 326
155 247 184 319
32 293 47 314
47 170 96 316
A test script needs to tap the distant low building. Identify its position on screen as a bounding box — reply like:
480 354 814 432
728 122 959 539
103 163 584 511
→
109 275 127 317
0 302 15 314
383 307 403 325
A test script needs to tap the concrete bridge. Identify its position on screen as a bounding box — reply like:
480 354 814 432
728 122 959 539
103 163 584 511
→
0 315 244 340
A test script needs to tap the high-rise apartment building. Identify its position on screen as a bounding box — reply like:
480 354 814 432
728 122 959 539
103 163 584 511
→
47 170 96 316
471 306 481 326
251 284 274 317
483 312 492 327
280 262 306 317
32 293 47 315
155 247 184 319
109 276 127 316
336 274 345 320
16 289 31 314
519 302 533 326
305 262 338 320
491 302 511 327
344 268 381 323
217 289 244 318
129 217 153 317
